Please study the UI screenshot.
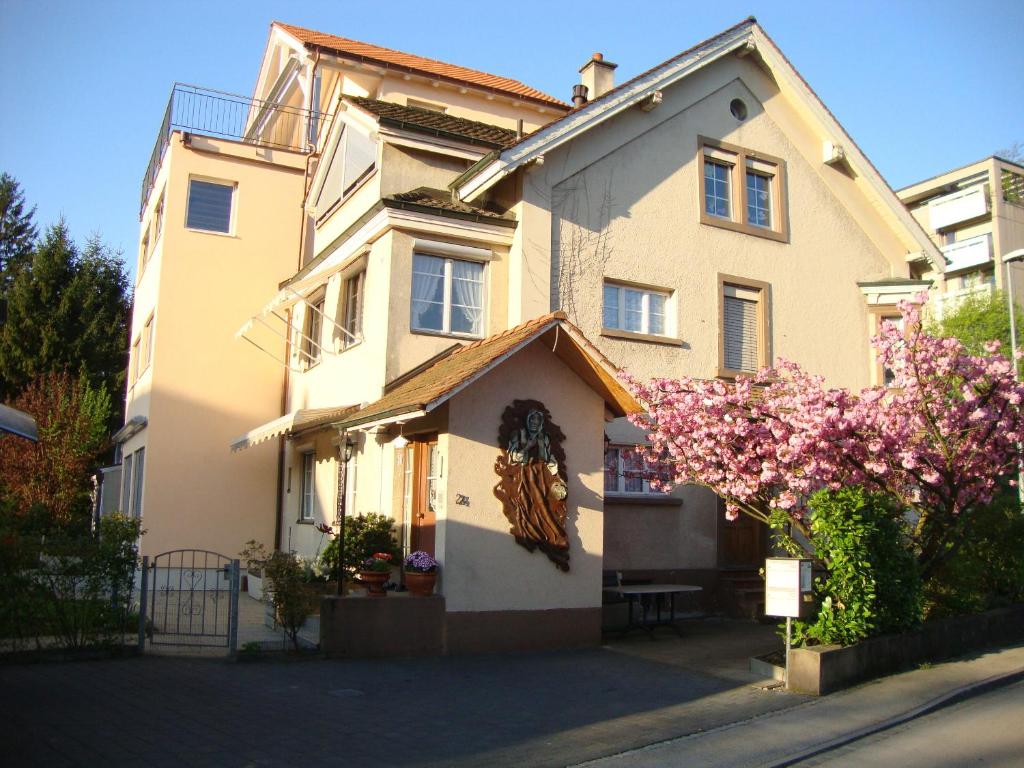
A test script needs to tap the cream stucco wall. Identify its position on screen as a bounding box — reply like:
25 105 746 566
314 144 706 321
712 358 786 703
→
441 341 606 613
127 135 306 558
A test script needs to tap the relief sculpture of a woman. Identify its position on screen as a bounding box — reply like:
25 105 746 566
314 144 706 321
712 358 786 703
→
493 400 570 571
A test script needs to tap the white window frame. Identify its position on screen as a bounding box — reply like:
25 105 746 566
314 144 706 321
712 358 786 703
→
300 451 316 521
602 281 671 337
185 177 237 236
341 269 365 350
301 296 325 367
604 444 669 496
411 253 486 338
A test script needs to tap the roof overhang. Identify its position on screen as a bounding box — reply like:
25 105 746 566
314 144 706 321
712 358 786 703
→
0 404 38 441
858 279 933 306
231 405 358 452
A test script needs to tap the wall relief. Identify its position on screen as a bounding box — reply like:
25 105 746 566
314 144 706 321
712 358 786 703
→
493 399 570 571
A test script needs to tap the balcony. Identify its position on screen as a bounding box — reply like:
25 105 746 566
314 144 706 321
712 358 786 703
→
928 184 990 231
941 233 992 273
140 84 316 216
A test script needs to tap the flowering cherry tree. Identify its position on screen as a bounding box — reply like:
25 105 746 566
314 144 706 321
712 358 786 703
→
628 294 1024 580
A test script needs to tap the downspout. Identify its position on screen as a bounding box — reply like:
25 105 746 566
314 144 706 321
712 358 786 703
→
277 53 321 550
273 305 293 551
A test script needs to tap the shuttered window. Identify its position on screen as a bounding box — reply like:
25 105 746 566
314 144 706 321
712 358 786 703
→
723 284 761 373
186 179 234 233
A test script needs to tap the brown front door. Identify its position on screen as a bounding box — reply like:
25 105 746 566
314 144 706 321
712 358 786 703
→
718 498 767 568
409 438 438 556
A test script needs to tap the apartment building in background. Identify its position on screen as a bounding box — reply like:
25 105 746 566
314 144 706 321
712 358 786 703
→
898 156 1024 316
116 18 946 648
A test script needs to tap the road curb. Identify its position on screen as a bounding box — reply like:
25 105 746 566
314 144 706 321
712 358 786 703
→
765 666 1024 768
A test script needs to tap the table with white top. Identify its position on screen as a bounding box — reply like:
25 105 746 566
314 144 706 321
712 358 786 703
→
602 583 703 636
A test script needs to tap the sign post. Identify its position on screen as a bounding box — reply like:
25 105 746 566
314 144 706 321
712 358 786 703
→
764 558 813 689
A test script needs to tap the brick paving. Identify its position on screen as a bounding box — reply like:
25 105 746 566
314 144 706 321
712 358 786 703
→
0 619 803 768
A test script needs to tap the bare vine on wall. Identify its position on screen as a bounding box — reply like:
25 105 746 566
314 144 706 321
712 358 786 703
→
551 174 617 325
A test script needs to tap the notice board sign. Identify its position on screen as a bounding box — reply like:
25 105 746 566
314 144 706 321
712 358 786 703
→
765 558 812 618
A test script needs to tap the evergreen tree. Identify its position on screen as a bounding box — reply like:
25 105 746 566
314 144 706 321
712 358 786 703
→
0 172 38 302
0 222 130 429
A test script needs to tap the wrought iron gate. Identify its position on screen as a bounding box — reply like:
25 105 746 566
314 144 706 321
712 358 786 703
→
138 550 239 653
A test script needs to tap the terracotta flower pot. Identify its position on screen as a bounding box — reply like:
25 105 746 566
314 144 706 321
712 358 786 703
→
404 571 437 597
358 570 389 597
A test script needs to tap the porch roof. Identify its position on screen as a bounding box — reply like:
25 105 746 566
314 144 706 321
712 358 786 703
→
333 312 642 431
230 405 359 452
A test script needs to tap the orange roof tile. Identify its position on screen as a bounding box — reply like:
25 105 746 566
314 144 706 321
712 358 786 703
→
275 22 568 110
336 313 638 429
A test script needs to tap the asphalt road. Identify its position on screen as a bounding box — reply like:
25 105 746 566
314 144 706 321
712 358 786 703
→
794 680 1024 767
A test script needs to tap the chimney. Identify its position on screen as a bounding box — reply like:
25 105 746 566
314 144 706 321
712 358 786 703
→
579 52 617 101
571 84 589 108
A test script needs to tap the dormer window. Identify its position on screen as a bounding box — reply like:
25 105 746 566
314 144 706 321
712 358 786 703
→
314 124 376 218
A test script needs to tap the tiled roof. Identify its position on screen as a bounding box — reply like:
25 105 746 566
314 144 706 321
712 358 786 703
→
347 96 521 149
383 187 514 225
335 313 638 430
275 22 568 109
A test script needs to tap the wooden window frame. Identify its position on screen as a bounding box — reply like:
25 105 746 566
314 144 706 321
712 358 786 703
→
718 273 770 379
699 137 788 243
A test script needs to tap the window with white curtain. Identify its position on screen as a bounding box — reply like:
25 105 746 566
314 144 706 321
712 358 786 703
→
603 445 669 495
411 253 484 337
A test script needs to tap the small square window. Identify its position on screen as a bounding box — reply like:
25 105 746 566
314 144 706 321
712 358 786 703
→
186 179 235 234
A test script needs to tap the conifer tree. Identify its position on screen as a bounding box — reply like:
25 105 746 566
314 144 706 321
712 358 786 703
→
0 172 38 300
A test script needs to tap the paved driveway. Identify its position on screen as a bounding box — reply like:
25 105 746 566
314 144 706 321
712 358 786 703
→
0 619 802 768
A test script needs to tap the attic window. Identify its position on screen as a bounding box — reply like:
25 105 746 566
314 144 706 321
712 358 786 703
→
730 98 748 121
315 125 377 219
698 137 788 243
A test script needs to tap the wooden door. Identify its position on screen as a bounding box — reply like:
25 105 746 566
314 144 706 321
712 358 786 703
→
718 498 767 568
410 438 438 556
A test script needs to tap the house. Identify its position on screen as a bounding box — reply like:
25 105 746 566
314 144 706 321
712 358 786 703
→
119 18 943 651
897 156 1024 316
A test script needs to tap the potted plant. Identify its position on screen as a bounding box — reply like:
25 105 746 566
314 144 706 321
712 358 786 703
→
357 552 393 596
403 551 439 596
240 540 269 601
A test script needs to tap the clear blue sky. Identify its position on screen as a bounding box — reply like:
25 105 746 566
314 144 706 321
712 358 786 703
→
2 0 1022 275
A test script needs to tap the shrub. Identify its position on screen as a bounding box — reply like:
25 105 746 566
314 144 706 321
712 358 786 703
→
924 491 1024 617
792 487 922 647
263 551 318 651
317 513 401 578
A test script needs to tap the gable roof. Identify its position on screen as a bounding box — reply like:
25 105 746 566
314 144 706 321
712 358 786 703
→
346 96 521 149
333 312 640 430
274 22 568 110
451 18 944 271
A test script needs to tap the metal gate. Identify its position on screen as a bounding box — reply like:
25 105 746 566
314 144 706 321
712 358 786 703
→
138 550 239 654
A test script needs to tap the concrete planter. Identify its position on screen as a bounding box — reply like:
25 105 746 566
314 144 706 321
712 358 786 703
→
789 603 1024 695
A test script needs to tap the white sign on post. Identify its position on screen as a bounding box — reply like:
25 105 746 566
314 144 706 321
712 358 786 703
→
765 558 812 618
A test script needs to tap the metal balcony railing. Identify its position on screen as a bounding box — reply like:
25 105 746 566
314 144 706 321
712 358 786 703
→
140 84 317 217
